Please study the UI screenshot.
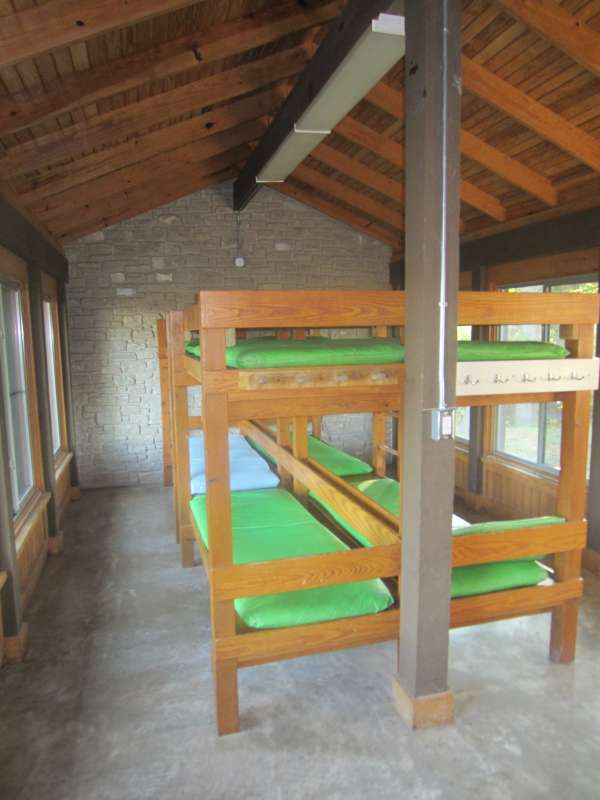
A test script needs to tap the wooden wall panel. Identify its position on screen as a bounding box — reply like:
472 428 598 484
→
55 455 73 524
455 449 558 519
15 509 48 610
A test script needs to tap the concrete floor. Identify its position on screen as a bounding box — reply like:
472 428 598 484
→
1 486 599 800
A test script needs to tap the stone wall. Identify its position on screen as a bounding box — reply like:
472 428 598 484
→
65 182 391 488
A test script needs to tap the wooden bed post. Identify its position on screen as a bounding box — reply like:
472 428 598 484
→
551 324 594 662
167 312 194 565
201 321 239 735
292 416 309 501
157 318 173 487
276 418 292 488
372 326 388 476
394 0 461 729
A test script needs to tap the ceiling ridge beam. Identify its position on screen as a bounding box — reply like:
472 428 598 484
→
462 55 600 173
336 116 506 221
0 0 197 70
494 0 600 79
20 89 282 206
0 0 342 136
275 182 400 248
233 0 396 211
367 81 558 206
293 163 404 231
0 45 310 179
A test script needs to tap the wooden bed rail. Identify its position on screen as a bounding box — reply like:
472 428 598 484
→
185 290 600 329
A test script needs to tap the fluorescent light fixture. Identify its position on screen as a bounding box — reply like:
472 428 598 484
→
257 12 406 183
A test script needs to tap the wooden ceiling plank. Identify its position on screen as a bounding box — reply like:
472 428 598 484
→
33 120 265 223
495 0 600 78
337 116 506 220
462 55 600 172
274 181 400 248
59 165 239 242
0 0 342 136
21 88 281 205
0 45 309 178
312 142 405 204
292 163 404 231
367 81 557 205
0 0 198 70
53 149 245 241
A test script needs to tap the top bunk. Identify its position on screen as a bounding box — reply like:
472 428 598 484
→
174 290 599 412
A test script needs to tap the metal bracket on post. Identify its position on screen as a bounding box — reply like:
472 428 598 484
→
430 408 455 441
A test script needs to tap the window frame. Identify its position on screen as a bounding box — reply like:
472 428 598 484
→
0 247 45 525
41 274 69 462
492 273 597 476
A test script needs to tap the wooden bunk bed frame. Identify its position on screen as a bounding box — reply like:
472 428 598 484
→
165 289 598 735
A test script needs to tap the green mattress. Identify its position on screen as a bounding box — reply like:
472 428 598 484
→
310 477 560 598
249 435 373 478
190 488 394 630
185 337 568 368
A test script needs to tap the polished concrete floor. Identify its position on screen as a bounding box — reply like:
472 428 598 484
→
1 486 599 800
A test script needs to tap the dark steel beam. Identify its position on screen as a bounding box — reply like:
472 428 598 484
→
233 0 395 211
395 0 461 723
0 193 67 282
392 206 600 278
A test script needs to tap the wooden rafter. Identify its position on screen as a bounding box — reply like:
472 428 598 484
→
0 45 310 179
0 1 342 136
54 148 247 242
336 117 506 221
20 89 282 206
462 56 600 174
293 164 403 231
0 0 197 70
312 142 405 204
367 82 558 206
495 0 600 79
274 183 400 249
34 120 265 225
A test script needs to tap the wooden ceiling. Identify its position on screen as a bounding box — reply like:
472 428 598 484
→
1 0 600 251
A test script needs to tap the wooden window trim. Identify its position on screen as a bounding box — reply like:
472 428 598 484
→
43 296 69 461
0 248 46 528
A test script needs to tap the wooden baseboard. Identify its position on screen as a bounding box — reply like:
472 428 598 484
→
393 679 454 729
70 486 82 501
3 622 29 664
583 547 600 577
47 533 64 556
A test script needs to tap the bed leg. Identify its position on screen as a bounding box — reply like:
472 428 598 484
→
550 598 580 663
213 655 240 735
181 537 195 568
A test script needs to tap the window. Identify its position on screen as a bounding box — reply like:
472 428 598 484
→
0 282 35 514
43 300 63 456
494 277 597 473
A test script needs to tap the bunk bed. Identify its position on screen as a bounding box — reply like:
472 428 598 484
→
165 289 598 735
